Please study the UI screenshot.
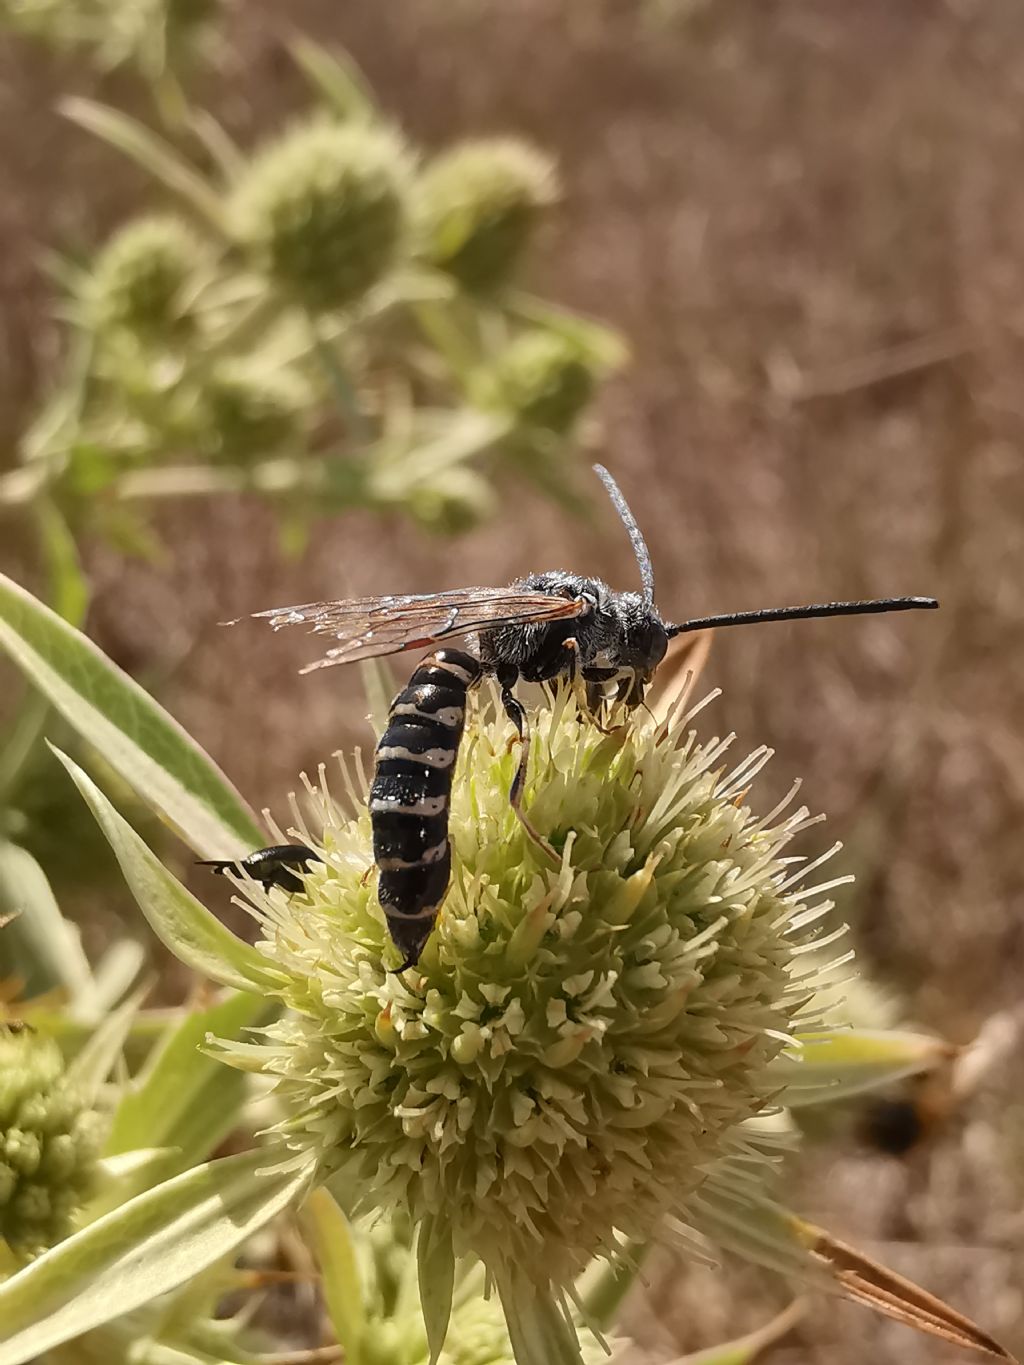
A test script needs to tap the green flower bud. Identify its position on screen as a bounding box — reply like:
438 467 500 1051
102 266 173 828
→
230 119 411 311
415 139 557 292
87 215 203 338
405 469 498 536
215 688 838 1325
0 1028 103 1253
476 331 596 434
201 359 310 458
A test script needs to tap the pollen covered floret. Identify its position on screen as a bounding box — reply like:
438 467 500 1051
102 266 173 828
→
220 687 837 1292
0 1028 104 1254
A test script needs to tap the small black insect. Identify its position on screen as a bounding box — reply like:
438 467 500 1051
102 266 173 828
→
211 465 937 971
198 844 319 895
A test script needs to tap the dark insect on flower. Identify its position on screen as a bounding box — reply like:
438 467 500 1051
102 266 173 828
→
198 844 319 895
211 466 937 972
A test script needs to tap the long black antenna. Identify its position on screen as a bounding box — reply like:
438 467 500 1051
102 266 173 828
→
593 464 656 605
665 596 938 637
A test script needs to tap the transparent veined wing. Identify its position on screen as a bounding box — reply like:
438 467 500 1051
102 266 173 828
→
225 586 586 671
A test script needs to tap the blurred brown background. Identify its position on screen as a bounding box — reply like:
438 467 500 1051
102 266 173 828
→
3 1 1024 1360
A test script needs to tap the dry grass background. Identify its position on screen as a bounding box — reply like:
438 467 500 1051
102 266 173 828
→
3 1 1024 1360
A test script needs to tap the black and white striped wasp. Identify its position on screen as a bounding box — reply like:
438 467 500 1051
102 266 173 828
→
204 465 937 971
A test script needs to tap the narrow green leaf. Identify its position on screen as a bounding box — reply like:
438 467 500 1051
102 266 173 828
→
0 841 95 1005
51 748 274 994
38 503 88 627
90 938 147 1014
505 292 630 370
289 36 377 122
662 1302 805 1365
687 1185 826 1285
774 1027 955 1107
106 990 275 1175
495 1266 584 1365
0 506 88 803
417 1212 455 1365
577 1241 649 1329
61 98 227 231
0 1148 311 1365
93 1148 177 1188
0 571 262 858
299 1187 366 1365
66 982 148 1096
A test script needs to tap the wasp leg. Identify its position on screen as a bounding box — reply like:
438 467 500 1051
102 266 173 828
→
198 843 321 895
499 683 559 863
561 637 594 716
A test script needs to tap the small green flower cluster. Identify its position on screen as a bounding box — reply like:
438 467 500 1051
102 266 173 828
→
0 1027 103 1255
10 46 623 545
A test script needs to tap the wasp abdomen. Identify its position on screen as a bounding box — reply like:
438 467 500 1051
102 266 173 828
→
369 648 482 969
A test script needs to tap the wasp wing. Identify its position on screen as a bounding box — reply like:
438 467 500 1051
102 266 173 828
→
229 587 585 671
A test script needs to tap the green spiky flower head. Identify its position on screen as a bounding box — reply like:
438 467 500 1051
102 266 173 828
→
230 118 411 311
475 330 598 434
0 1027 104 1254
86 214 204 338
415 138 558 293
200 358 311 459
216 685 837 1322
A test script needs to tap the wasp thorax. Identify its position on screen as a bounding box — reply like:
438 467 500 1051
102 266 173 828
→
214 687 835 1300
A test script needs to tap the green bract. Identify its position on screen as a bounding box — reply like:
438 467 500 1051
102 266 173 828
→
0 1028 103 1254
212 686 834 1307
415 139 557 293
230 118 411 311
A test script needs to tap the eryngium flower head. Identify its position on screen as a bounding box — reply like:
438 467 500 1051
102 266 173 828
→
218 688 834 1299
230 119 411 311
0 1027 103 1254
415 138 557 293
86 215 203 338
476 331 597 434
200 359 310 459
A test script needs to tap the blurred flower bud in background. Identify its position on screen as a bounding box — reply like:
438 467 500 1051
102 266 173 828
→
230 119 412 312
415 138 558 294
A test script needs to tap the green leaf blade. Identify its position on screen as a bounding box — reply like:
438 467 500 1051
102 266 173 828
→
774 1027 955 1108
0 572 262 858
417 1212 455 1365
0 1149 311 1365
0 841 95 1005
106 991 276 1177
299 1188 366 1365
61 98 227 231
